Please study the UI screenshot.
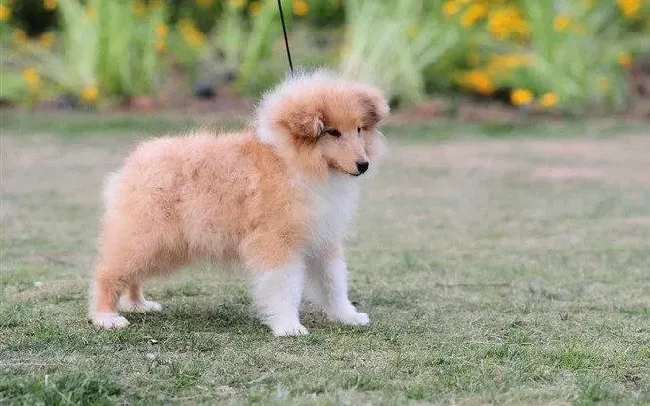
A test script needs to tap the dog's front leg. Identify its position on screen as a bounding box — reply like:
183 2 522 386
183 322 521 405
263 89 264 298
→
251 260 308 336
306 255 370 326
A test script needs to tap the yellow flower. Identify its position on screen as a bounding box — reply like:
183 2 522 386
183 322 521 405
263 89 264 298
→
540 92 558 108
443 1 459 18
248 2 262 16
511 88 533 105
81 86 99 104
43 0 57 10
23 68 41 89
473 75 494 95
407 24 419 39
12 29 27 44
617 51 633 67
553 15 571 32
178 18 205 47
293 0 309 16
461 3 487 28
38 31 55 48
133 1 146 17
486 53 532 73
229 0 245 9
0 4 11 21
195 0 213 8
155 39 166 53
457 70 494 95
183 28 204 47
156 23 168 37
488 7 529 40
84 6 96 19
617 0 641 17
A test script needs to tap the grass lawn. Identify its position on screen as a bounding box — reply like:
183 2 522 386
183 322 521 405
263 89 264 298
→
1 115 649 405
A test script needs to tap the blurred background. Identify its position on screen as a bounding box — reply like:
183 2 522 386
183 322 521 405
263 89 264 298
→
1 0 649 119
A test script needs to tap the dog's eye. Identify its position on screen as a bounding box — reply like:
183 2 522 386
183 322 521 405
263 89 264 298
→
326 129 341 137
357 127 362 135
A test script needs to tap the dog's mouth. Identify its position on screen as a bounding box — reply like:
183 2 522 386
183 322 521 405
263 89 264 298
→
333 166 362 177
327 160 365 177
342 169 362 177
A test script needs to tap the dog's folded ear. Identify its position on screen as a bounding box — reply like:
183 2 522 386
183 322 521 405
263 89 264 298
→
356 85 390 128
276 106 324 141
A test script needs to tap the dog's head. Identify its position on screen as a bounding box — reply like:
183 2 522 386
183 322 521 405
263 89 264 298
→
257 71 389 179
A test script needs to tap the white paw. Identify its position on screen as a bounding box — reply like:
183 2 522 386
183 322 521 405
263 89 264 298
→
329 309 370 326
270 322 309 337
340 311 370 326
118 297 162 313
90 312 130 330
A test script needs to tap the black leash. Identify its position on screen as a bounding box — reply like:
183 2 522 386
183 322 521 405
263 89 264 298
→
277 0 294 75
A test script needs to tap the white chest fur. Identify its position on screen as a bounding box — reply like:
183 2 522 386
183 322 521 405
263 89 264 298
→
303 173 361 253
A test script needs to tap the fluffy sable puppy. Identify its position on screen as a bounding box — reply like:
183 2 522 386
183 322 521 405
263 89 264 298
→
88 70 389 336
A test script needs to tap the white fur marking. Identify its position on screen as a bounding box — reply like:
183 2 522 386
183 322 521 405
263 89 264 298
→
256 125 277 146
118 297 163 313
252 260 308 336
304 172 360 249
305 256 370 326
90 312 130 330
102 171 121 206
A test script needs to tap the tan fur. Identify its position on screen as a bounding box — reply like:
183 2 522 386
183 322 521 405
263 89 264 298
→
89 71 389 329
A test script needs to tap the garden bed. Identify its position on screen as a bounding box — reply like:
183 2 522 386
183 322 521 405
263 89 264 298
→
1 0 649 118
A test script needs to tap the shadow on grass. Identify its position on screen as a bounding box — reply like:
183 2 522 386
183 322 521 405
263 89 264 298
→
128 301 260 333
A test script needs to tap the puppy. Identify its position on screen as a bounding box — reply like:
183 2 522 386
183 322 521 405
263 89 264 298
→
88 70 389 336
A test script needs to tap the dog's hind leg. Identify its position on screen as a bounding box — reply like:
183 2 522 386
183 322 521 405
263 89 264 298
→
118 282 162 313
89 270 130 330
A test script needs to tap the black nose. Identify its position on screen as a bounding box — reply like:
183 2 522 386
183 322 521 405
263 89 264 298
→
356 161 369 174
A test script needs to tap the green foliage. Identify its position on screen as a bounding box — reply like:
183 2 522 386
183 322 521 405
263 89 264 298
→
301 0 344 26
26 0 100 99
1 0 648 112
340 0 462 106
446 0 649 111
166 17 208 84
487 0 650 113
95 0 167 97
0 72 31 104
207 0 293 94
7 0 167 104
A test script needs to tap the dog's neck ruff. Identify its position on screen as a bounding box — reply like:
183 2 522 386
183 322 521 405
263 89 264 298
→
256 124 278 147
